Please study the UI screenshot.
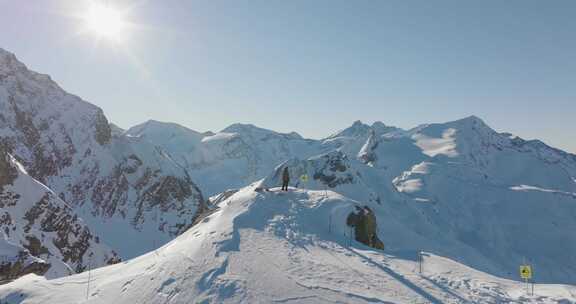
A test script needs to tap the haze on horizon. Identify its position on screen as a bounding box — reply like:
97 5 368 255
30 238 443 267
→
0 0 574 152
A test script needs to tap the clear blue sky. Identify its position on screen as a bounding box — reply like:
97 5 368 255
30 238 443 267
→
1 0 575 152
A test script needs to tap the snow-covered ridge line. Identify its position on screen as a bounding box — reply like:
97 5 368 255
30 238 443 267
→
1 185 575 303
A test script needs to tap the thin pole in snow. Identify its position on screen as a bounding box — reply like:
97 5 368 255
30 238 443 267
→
328 213 332 234
86 255 92 300
418 251 423 275
154 207 160 257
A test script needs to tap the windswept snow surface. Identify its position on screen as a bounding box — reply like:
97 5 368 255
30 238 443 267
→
1 186 575 303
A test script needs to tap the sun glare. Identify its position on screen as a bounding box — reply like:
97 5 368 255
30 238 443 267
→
83 3 127 40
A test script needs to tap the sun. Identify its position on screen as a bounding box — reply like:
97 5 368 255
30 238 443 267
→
83 3 127 40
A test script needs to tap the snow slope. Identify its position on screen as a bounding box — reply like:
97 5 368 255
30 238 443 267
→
256 118 576 284
1 185 574 303
0 48 206 259
359 116 576 283
0 150 119 280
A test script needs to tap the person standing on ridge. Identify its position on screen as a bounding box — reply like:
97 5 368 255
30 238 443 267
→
281 167 290 191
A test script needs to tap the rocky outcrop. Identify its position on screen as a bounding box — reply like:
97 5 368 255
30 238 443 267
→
358 130 379 165
0 148 17 190
94 110 112 145
346 206 384 250
311 152 356 188
0 248 50 284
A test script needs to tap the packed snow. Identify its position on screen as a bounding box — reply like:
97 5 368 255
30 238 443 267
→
1 185 575 303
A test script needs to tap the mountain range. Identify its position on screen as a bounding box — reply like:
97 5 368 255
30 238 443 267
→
1 47 575 303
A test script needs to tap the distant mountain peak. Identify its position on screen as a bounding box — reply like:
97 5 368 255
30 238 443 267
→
222 123 303 139
327 120 398 140
0 48 54 85
127 120 204 139
410 115 495 136
452 115 488 127
221 123 270 133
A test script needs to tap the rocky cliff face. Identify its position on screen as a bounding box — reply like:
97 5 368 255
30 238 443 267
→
0 151 120 280
0 48 207 259
0 239 50 284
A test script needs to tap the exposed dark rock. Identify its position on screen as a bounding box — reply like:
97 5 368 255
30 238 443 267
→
0 251 50 284
346 206 384 250
312 152 355 188
94 109 112 145
0 150 17 190
23 236 49 257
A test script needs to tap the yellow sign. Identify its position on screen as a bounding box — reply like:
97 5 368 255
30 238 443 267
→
520 265 532 279
300 174 309 182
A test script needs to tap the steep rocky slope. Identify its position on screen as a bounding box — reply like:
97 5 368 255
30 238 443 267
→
0 149 119 281
0 48 206 259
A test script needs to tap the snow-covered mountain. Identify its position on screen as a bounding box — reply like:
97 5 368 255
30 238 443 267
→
257 116 576 284
324 120 400 157
123 114 576 284
124 119 402 197
2 46 576 302
0 48 206 259
1 185 574 303
0 148 119 281
125 121 324 196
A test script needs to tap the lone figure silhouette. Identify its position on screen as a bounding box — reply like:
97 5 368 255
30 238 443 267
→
281 167 290 191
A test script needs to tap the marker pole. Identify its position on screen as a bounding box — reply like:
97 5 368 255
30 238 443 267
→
419 251 423 275
86 256 92 300
522 258 528 295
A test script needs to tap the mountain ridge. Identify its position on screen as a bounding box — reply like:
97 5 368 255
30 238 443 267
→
0 48 207 262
